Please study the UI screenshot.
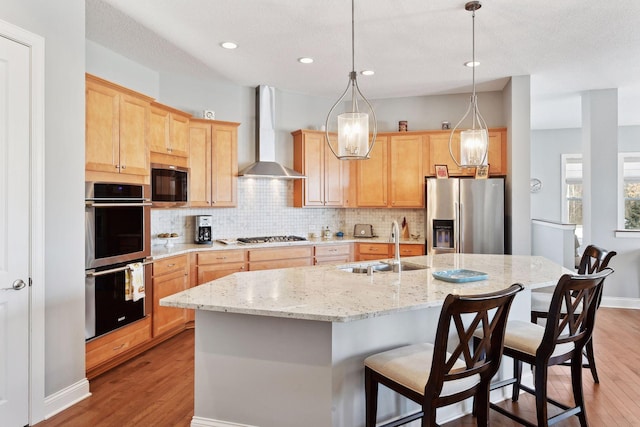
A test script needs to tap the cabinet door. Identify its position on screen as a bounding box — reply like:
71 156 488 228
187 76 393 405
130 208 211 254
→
487 129 506 175
301 132 325 206
86 80 120 173
211 123 238 206
170 113 190 157
188 122 211 207
152 269 188 337
427 132 472 177
390 134 424 207
119 93 150 176
149 106 170 155
324 134 345 206
357 136 388 207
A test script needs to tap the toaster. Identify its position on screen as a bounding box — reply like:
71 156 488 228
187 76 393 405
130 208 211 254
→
354 224 374 238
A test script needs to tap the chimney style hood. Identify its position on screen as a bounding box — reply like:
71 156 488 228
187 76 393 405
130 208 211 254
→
238 86 305 179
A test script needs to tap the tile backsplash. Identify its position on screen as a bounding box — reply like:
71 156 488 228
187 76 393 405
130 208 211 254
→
151 179 424 246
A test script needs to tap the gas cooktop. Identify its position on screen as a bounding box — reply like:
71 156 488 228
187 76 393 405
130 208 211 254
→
237 235 307 244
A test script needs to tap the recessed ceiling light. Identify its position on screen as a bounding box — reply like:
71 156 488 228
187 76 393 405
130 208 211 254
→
464 61 480 67
298 57 314 64
220 41 238 50
361 70 375 76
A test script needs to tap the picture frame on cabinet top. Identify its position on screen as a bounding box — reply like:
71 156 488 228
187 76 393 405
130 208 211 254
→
475 164 489 179
435 164 449 179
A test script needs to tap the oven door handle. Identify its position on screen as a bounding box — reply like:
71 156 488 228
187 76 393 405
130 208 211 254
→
86 260 153 277
85 201 153 208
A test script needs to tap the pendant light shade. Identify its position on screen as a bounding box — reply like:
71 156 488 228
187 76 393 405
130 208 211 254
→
449 1 488 168
325 0 377 160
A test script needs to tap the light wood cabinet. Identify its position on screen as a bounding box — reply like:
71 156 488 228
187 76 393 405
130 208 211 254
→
149 102 190 160
85 74 152 180
196 250 246 284
425 128 506 177
356 136 389 207
389 134 424 207
189 119 239 207
248 246 314 271
152 255 189 337
392 244 425 257
355 242 424 261
314 243 353 265
85 317 151 376
356 134 424 208
292 130 350 207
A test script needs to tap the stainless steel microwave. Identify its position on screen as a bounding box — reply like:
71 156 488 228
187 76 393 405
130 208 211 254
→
151 163 188 206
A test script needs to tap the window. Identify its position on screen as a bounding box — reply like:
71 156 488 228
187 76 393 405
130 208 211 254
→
619 153 640 230
561 154 582 241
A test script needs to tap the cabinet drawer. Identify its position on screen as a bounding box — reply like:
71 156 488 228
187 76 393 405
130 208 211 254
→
315 243 352 258
249 257 313 271
393 244 425 257
357 243 390 256
86 317 151 370
248 246 313 262
153 254 188 276
197 250 246 265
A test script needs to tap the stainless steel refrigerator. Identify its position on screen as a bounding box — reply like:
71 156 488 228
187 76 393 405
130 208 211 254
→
425 177 504 255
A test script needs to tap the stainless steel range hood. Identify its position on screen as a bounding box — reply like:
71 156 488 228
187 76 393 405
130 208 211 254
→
238 85 305 179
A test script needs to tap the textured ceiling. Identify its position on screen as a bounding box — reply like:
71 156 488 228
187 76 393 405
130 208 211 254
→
86 0 640 129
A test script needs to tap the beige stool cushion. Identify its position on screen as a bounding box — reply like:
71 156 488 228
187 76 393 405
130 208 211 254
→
501 320 574 357
364 343 480 397
531 291 583 315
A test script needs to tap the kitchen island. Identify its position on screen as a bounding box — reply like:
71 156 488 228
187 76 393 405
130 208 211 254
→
161 254 569 427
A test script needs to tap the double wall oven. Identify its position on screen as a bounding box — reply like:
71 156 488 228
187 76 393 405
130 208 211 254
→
85 182 152 340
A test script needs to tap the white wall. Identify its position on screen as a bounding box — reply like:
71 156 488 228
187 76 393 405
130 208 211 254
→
3 0 86 400
532 123 640 302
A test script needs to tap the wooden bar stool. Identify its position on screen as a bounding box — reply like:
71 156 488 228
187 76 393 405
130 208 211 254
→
489 269 613 427
531 244 616 383
364 284 523 427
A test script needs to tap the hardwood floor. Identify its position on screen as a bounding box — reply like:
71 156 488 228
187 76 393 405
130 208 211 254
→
35 308 640 427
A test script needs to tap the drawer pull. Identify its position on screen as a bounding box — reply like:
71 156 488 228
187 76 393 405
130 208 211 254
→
112 343 125 351
167 263 175 268
216 256 227 260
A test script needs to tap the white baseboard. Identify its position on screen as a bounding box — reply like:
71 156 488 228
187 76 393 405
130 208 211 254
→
43 378 91 420
601 296 640 309
191 416 257 427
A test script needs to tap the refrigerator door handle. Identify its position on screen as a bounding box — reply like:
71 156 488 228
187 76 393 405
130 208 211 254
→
455 201 460 253
459 201 464 252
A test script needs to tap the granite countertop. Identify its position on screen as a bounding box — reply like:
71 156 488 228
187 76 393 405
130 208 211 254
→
150 236 424 260
160 254 569 323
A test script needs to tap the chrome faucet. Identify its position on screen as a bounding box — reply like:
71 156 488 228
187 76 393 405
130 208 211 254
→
390 220 401 272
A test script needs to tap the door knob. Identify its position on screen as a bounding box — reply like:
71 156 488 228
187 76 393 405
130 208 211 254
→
2 279 26 291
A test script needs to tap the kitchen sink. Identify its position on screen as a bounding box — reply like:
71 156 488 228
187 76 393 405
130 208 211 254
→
338 262 427 274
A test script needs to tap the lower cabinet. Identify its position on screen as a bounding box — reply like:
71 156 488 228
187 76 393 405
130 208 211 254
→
355 243 425 261
315 243 353 265
196 250 246 284
152 255 189 337
355 243 391 261
85 317 152 377
248 246 314 271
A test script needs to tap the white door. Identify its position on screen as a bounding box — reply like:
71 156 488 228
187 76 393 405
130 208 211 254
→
0 34 31 426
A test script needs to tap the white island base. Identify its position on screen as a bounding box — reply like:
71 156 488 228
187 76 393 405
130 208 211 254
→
191 292 530 427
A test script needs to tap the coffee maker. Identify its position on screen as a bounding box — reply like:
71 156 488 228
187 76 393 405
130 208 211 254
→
194 215 213 244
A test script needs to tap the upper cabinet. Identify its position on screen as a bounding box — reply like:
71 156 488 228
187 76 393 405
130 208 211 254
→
356 133 424 208
85 74 152 182
189 119 239 207
425 128 507 177
356 136 389 207
292 130 351 207
149 101 190 162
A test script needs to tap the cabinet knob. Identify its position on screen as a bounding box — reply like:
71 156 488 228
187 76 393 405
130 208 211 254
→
115 165 119 169
121 165 126 169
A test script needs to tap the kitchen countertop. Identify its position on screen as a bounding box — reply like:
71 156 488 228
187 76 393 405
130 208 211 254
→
150 236 424 260
160 253 568 322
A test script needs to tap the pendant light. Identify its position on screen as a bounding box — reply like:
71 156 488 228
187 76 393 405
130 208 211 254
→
449 1 488 168
325 0 377 160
